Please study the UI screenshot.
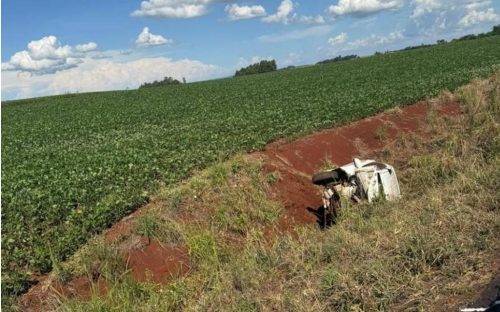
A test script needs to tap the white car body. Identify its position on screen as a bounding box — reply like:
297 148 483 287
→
337 158 401 202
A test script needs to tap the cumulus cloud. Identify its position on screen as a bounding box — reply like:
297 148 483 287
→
259 25 333 43
409 0 499 35
296 15 326 25
135 27 174 47
328 0 403 17
281 52 303 66
464 0 492 11
410 0 492 18
259 0 326 25
131 0 215 18
236 55 273 68
225 3 266 20
262 0 294 24
2 56 220 100
328 32 348 46
335 31 404 51
1 36 97 74
75 42 98 53
458 8 500 27
410 0 444 19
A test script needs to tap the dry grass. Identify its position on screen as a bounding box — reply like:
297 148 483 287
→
56 73 500 311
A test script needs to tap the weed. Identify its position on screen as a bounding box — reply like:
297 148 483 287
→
207 164 228 187
321 158 337 171
266 171 280 184
185 230 220 281
374 124 388 140
135 214 160 244
73 239 126 282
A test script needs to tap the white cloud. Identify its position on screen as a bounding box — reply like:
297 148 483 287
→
225 4 266 20
75 42 98 53
281 52 302 66
465 0 492 11
1 36 97 74
409 0 499 35
256 0 325 25
258 25 333 43
328 32 348 46
458 8 500 27
411 0 444 19
236 55 273 68
262 0 294 24
340 31 404 51
131 0 214 18
328 0 403 17
2 56 220 100
135 27 174 47
410 0 492 18
297 15 326 25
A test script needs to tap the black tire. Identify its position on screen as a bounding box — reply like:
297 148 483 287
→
312 169 348 186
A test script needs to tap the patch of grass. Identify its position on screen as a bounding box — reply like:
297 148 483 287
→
266 171 280 184
72 239 126 283
135 214 161 244
58 73 500 311
134 212 184 245
321 158 337 171
185 230 220 280
374 124 388 140
53 262 74 284
60 276 189 312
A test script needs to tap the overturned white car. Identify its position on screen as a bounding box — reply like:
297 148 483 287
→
312 158 401 223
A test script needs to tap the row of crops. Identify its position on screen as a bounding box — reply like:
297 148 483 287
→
2 36 500 298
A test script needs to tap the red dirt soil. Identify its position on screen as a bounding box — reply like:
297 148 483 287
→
259 101 460 229
127 241 190 284
19 101 461 311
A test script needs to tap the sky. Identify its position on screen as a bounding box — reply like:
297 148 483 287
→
2 0 500 100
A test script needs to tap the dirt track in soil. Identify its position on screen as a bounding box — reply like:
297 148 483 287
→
20 101 470 311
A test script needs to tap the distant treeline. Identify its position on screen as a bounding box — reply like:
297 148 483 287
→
452 24 500 41
316 55 359 65
400 25 500 51
141 25 500 86
318 24 500 65
139 76 185 89
235 60 277 77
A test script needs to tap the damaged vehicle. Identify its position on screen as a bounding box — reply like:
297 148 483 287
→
312 158 401 225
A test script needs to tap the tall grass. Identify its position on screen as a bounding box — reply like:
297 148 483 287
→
57 73 500 311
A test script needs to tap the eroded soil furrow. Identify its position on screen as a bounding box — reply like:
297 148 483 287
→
19 100 462 311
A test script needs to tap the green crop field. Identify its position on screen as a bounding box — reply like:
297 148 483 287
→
2 36 500 297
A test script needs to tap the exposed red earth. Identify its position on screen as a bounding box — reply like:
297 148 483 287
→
19 100 465 311
127 241 190 284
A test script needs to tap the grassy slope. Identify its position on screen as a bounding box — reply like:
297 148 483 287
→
56 73 500 312
2 37 500 299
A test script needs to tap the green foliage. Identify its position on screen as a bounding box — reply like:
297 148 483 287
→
234 59 277 77
374 125 388 140
401 24 499 51
77 240 126 282
316 54 359 65
185 230 220 278
2 36 500 299
135 214 161 242
139 76 182 89
452 24 500 42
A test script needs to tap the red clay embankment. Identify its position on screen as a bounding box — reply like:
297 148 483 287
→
19 100 461 311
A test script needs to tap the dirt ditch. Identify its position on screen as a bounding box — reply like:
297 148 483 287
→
19 100 465 311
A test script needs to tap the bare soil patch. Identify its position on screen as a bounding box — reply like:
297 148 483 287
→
19 100 464 311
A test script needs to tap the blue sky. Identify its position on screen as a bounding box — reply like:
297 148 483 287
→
2 0 500 100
